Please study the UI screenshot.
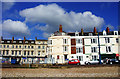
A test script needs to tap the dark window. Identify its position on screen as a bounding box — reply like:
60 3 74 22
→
64 55 67 60
105 38 110 43
28 46 30 49
91 38 97 43
19 51 21 55
12 51 14 55
0 51 1 55
38 51 40 55
4 45 5 48
3 50 5 55
16 46 18 48
15 51 17 55
7 45 9 48
6 50 9 55
31 51 33 55
31 46 34 49
38 46 40 49
28 51 29 55
12 45 14 48
24 51 26 55
19 46 21 48
42 46 44 49
116 38 119 43
106 46 111 52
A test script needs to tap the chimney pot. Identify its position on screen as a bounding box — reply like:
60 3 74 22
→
24 37 26 43
35 37 37 41
1 36 3 40
94 27 97 33
81 28 84 35
59 24 62 32
106 27 109 33
12 37 14 43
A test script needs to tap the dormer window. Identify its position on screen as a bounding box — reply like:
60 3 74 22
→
75 32 79 36
1 41 4 43
103 30 106 36
31 41 34 43
13 41 16 43
114 31 118 35
38 41 41 44
25 41 28 43
7 41 10 43
19 41 22 43
89 33 93 36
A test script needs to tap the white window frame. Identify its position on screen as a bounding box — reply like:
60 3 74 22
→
89 33 93 36
7 41 10 43
106 46 111 53
76 47 83 53
13 41 16 43
92 55 98 61
63 38 67 44
25 41 28 43
91 38 97 44
38 51 40 55
91 47 97 53
19 41 22 43
75 32 79 36
114 31 118 35
105 37 110 43
63 46 67 52
116 38 119 43
76 39 82 44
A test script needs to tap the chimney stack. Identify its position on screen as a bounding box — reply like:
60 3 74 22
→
81 28 84 35
59 24 62 32
94 27 97 34
0 36 3 43
106 27 109 34
23 36 26 43
1 36 3 40
12 37 14 43
35 37 37 41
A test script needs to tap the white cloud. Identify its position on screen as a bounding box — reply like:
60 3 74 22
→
2 19 30 36
20 3 105 38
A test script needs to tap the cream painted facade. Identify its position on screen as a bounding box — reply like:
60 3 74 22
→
47 35 71 64
0 37 47 64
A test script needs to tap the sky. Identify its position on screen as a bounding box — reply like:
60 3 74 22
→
1 2 119 40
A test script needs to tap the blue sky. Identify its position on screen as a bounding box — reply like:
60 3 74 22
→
2 2 119 40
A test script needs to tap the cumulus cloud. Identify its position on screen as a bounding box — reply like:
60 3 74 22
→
2 19 30 36
19 3 105 38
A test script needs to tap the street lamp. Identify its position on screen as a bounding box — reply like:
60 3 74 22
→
97 32 102 64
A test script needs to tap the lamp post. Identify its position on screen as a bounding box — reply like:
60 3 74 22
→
98 32 101 64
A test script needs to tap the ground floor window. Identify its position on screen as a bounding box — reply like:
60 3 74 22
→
77 56 83 61
92 55 98 61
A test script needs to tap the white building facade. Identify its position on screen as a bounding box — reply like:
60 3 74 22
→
48 25 120 64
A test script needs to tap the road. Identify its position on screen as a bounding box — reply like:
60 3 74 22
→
2 65 120 77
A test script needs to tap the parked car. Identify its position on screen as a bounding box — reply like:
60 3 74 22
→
108 59 119 64
68 59 80 65
102 58 119 64
85 59 99 65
